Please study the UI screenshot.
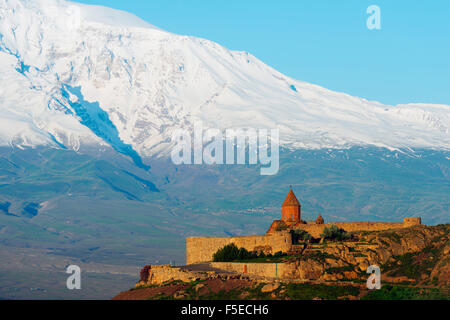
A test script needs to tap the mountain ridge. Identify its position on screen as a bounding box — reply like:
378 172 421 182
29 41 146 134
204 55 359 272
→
0 0 448 165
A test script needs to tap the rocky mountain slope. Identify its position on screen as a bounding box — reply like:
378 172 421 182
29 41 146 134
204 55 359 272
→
0 0 448 161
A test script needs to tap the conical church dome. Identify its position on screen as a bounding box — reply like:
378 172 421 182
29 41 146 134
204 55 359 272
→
282 189 300 207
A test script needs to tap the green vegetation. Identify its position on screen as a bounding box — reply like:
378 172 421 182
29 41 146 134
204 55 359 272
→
347 247 367 257
353 253 367 257
301 251 338 263
321 225 351 241
359 230 377 236
149 293 174 300
148 281 361 300
273 251 284 257
220 248 343 264
212 244 241 262
161 279 185 286
325 265 355 274
146 282 449 301
290 229 312 244
131 283 158 291
183 279 208 299
2 146 449 300
212 244 287 262
362 285 448 300
184 280 202 294
285 283 360 300
201 282 362 300
381 245 442 281
379 231 402 244
202 289 242 300
274 224 288 231
135 276 449 301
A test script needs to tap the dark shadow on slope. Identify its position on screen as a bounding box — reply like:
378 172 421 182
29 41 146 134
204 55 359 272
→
21 202 40 219
61 84 150 170
48 133 67 149
123 170 159 192
97 177 141 201
0 201 18 217
93 161 159 201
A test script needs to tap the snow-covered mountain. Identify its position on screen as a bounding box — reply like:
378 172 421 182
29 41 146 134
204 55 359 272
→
0 0 449 161
1 0 450 300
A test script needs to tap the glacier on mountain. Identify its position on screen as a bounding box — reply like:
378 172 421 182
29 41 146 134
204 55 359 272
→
0 0 448 162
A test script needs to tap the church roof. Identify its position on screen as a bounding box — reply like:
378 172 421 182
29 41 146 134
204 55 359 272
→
282 189 300 207
316 214 324 224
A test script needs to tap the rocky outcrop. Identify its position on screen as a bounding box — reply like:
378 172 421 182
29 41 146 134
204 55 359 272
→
138 225 449 289
291 224 450 285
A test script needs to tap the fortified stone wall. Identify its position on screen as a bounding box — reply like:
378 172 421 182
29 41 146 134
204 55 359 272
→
186 232 292 265
297 222 401 238
295 218 421 238
403 217 422 227
141 265 202 285
211 262 293 279
142 263 293 285
186 218 421 264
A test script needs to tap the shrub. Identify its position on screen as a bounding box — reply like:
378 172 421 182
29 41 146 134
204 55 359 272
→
212 244 285 262
325 265 355 274
213 244 260 262
381 245 440 280
321 225 351 241
274 251 284 257
140 265 152 282
290 229 312 243
285 283 360 300
275 223 288 231
362 285 448 300
212 243 240 262
237 247 249 260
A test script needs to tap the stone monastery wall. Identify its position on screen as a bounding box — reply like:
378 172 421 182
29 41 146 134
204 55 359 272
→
185 190 422 265
186 232 292 265
186 218 421 264
297 222 401 238
297 218 421 238
211 262 294 279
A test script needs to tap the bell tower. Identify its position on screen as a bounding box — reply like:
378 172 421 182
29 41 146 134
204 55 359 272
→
281 188 301 223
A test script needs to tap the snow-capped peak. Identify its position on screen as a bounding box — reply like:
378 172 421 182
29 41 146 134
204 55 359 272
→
3 0 160 29
0 0 448 160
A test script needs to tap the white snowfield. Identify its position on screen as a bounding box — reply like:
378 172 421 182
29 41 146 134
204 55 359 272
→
0 0 448 156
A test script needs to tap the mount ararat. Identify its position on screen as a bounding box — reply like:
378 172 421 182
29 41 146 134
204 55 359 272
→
0 0 448 299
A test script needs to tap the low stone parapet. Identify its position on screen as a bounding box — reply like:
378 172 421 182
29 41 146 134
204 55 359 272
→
140 265 205 286
295 219 420 238
211 262 295 280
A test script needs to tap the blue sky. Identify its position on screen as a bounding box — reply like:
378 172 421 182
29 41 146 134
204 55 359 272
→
75 0 449 105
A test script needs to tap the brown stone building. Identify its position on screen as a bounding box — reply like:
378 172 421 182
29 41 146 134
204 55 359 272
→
281 188 301 222
267 188 309 233
186 188 422 264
